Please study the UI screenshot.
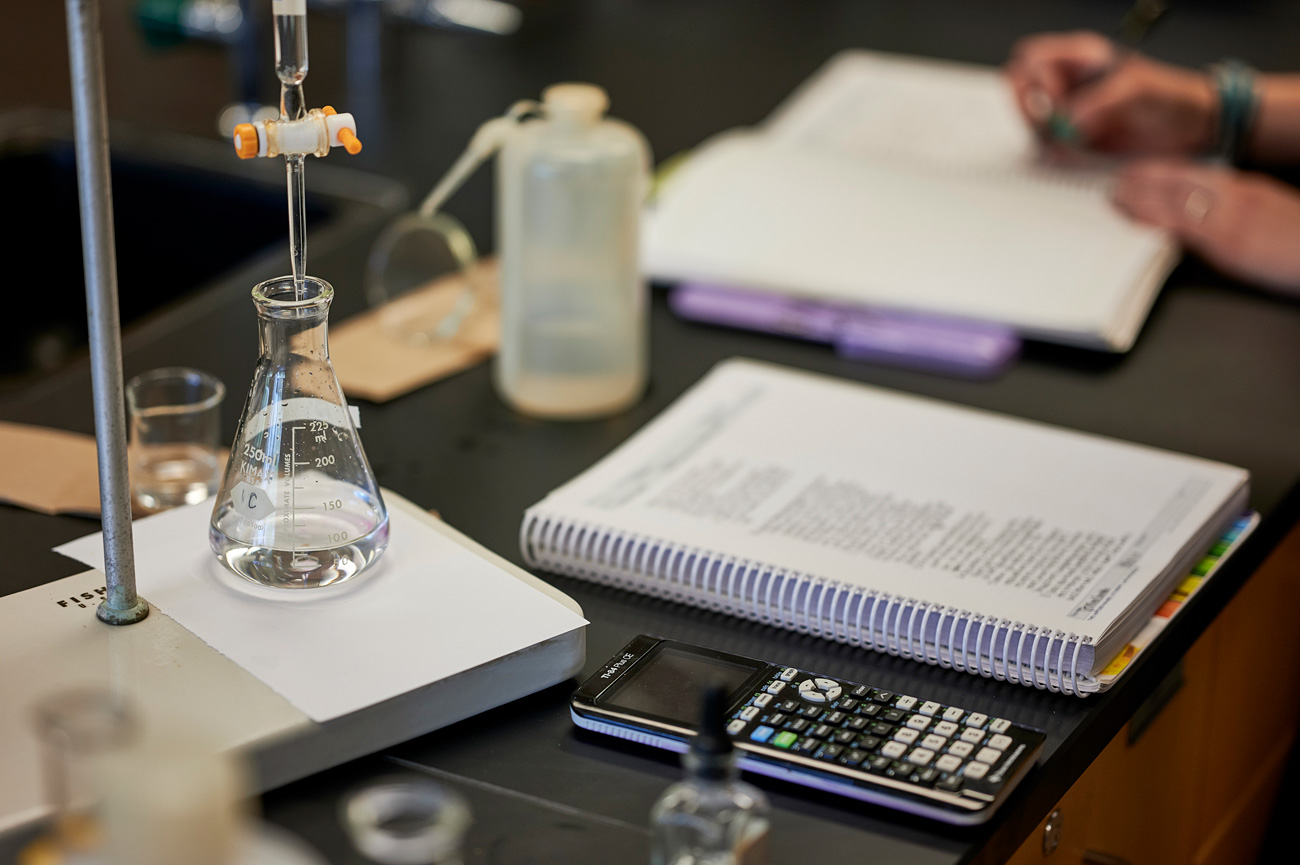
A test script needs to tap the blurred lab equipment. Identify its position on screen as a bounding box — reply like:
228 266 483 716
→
341 774 472 864
497 84 651 418
20 688 137 865
373 87 650 418
125 367 226 512
649 685 770 865
210 275 389 589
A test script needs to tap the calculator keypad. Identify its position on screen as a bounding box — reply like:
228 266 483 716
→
730 669 1033 798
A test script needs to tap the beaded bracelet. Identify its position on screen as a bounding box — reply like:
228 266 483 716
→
1210 59 1260 165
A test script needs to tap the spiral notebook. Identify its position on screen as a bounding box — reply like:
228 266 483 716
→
643 51 1179 351
521 360 1250 696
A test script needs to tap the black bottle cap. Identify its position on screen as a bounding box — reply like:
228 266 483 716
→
689 684 734 780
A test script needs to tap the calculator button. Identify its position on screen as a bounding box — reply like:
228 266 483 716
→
866 755 892 772
965 713 988 728
893 727 920 745
851 685 870 698
868 721 894 737
836 698 859 712
750 725 775 743
916 767 940 786
826 711 846 725
989 734 1014 751
855 735 882 751
936 773 963 792
766 681 786 695
814 677 838 690
888 761 914 778
833 730 857 745
905 715 931 731
871 690 894 704
726 719 746 735
812 724 834 739
943 706 965 723
780 700 800 713
881 741 907 759
779 667 798 681
801 706 823 719
859 703 881 717
788 719 809 733
933 721 959 737
908 748 935 766
767 713 788 727
963 761 989 780
922 734 947 751
947 741 974 759
817 744 843 760
919 701 942 716
846 716 868 731
801 691 826 704
753 693 773 708
935 754 963 773
842 749 867 766
772 731 798 749
740 706 760 721
989 718 1013 734
881 709 906 724
795 737 819 753
976 747 1003 765
960 727 985 744
895 696 918 711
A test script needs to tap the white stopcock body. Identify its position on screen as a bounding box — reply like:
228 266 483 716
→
496 84 652 419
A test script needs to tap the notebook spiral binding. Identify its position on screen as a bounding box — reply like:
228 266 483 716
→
522 511 1094 697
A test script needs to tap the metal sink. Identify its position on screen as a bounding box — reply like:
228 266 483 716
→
0 110 405 390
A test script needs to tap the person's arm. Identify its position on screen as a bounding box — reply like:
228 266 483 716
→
1249 75 1300 164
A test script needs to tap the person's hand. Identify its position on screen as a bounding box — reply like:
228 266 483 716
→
1113 159 1300 292
1005 31 1217 156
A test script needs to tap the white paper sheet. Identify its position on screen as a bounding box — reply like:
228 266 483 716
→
56 498 587 723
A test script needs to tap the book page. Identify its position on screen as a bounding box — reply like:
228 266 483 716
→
766 51 1041 172
528 360 1248 641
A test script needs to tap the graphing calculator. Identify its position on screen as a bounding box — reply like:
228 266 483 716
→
571 635 1046 825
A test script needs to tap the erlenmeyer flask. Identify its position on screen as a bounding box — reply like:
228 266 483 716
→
210 275 389 589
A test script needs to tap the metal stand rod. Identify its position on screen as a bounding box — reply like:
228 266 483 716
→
65 0 149 626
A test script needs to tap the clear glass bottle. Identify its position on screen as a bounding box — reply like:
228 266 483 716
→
496 83 651 419
650 687 770 865
209 275 389 589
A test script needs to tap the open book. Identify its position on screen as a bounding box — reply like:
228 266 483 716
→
522 360 1249 696
643 51 1179 352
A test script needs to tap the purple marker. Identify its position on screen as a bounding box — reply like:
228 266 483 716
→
669 283 1020 378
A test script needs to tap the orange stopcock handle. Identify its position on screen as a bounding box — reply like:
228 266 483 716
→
231 107 362 159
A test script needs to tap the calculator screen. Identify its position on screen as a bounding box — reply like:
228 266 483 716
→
599 644 765 726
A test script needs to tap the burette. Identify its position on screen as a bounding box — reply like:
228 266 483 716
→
275 0 310 299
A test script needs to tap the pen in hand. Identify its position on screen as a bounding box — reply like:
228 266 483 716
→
1027 0 1170 145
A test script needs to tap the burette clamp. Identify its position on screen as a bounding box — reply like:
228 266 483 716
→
232 106 362 159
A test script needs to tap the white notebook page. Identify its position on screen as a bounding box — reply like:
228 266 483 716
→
528 360 1247 643
643 51 1179 351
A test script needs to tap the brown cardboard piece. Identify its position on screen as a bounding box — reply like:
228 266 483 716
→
0 421 104 517
331 262 500 403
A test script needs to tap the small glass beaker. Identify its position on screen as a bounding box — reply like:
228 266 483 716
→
28 689 137 859
341 775 471 865
126 368 225 512
210 275 389 590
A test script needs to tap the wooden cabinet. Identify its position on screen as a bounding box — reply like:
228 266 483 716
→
1007 525 1300 864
